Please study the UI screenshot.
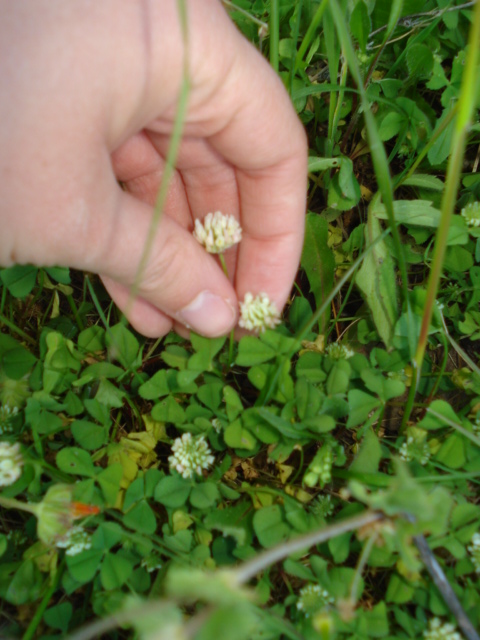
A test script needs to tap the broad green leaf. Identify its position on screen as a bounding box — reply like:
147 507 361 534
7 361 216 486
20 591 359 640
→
223 386 243 421
350 0 371 52
253 505 290 548
224 419 257 451
56 447 96 477
100 552 134 590
0 265 38 298
301 213 335 331
236 336 277 366
190 482 220 509
347 390 381 428
106 323 140 370
96 464 123 506
406 43 434 79
154 475 191 508
5 560 42 605
188 333 226 372
71 420 107 451
151 395 186 424
123 500 157 534
350 427 382 474
356 212 398 347
402 175 444 191
44 602 72 632
77 326 105 352
139 369 170 400
2 345 37 380
435 434 466 469
66 549 103 584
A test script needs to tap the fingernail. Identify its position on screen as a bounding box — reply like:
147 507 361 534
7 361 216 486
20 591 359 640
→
178 291 236 336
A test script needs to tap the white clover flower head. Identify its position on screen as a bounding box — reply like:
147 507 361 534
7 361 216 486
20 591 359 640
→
325 342 354 360
238 292 281 334
467 532 480 573
141 554 163 573
0 441 23 487
0 405 18 435
193 211 242 254
461 201 480 228
168 433 215 479
423 617 461 640
297 584 334 617
56 525 92 556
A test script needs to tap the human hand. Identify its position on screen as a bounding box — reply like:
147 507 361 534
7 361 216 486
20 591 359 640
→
0 0 307 338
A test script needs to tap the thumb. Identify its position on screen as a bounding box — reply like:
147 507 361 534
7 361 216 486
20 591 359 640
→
94 191 238 338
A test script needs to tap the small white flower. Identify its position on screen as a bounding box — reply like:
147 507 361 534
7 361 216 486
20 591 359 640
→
325 342 354 360
467 532 480 573
297 584 334 617
461 201 480 228
193 211 242 254
0 441 23 487
423 617 461 640
168 433 215 479
56 525 92 556
238 292 280 333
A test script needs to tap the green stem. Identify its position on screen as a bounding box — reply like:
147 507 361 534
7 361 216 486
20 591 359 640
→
22 560 65 640
347 532 378 608
219 254 235 367
234 510 384 583
403 0 480 427
0 313 36 346
0 494 38 515
294 0 329 74
269 0 279 73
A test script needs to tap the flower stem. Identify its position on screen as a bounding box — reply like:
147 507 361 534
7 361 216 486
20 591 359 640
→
0 494 38 515
219 254 235 367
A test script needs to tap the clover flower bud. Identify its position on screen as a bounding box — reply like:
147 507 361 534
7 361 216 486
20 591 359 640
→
461 201 480 228
36 484 75 545
399 427 431 465
193 211 242 254
141 554 163 573
467 532 480 573
239 292 281 333
168 433 215 479
423 617 461 640
0 405 18 435
0 441 23 487
325 342 354 360
56 525 92 556
304 444 334 488
297 584 334 617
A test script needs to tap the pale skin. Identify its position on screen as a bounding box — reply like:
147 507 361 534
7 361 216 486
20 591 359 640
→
0 0 307 338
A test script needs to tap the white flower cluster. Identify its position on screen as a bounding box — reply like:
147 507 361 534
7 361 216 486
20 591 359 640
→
211 418 223 433
399 428 431 466
239 292 281 333
297 584 334 617
193 211 242 254
168 433 215 479
461 201 480 228
56 525 92 556
0 405 18 434
0 441 23 487
325 342 354 360
423 618 461 640
468 532 480 573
